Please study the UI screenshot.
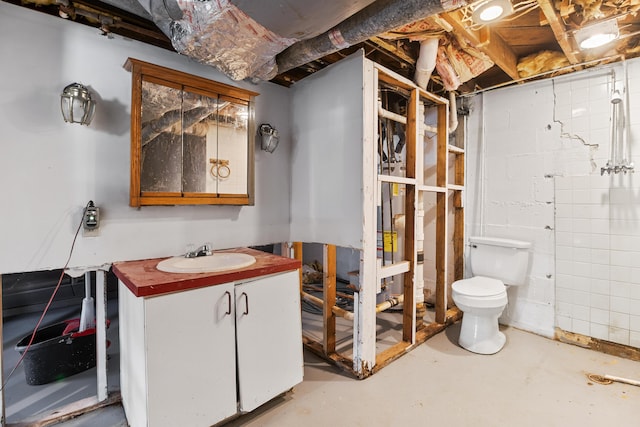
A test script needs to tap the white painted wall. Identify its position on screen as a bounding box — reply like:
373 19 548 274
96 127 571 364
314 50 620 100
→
290 52 365 248
0 3 292 274
465 57 640 342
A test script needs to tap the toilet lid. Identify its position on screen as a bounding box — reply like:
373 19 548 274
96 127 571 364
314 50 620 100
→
452 276 505 297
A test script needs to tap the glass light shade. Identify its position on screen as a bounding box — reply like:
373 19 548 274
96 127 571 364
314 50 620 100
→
60 83 96 125
471 0 514 24
259 123 279 153
575 19 619 50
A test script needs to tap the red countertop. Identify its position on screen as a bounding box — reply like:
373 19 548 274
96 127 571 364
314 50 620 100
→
112 247 301 298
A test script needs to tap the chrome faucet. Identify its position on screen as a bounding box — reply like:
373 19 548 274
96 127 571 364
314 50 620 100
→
601 160 635 175
185 244 213 258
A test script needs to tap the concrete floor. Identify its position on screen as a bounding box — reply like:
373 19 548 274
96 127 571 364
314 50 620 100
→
51 323 640 427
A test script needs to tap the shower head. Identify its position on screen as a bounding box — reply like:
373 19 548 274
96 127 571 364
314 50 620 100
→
611 90 623 104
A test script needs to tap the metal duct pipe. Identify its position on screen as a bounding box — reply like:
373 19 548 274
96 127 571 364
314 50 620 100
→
134 0 182 34
276 0 464 74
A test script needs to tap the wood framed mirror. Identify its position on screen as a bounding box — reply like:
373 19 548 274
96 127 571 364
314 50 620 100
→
125 58 258 206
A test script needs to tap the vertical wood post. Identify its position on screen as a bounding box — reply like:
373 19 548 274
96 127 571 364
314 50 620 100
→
293 242 303 293
454 153 465 281
402 89 418 342
323 244 337 354
435 102 449 323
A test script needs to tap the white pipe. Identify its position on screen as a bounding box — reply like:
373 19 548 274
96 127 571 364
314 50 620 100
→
449 91 459 133
623 59 632 168
604 374 640 387
414 38 439 90
79 272 95 332
378 103 407 124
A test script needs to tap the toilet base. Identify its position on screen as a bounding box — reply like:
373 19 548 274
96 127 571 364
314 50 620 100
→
458 311 506 355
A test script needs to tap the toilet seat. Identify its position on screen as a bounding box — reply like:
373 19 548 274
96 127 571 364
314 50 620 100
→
452 276 505 297
452 277 507 309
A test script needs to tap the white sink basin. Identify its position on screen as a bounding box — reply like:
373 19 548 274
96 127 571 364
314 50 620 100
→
157 253 257 273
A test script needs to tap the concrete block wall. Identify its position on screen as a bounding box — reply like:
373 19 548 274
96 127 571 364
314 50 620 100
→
465 57 640 341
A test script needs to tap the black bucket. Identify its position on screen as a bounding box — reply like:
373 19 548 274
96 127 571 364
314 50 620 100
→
15 318 103 385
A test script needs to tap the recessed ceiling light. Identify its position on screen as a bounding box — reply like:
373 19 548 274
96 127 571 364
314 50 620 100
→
471 0 514 24
574 19 619 50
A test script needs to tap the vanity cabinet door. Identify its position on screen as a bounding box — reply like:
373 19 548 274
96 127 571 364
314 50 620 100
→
144 282 237 427
235 270 304 412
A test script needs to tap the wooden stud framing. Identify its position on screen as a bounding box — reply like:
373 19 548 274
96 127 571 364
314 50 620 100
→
435 103 449 324
293 242 303 293
401 88 418 343
323 244 337 355
453 151 465 282
297 58 464 379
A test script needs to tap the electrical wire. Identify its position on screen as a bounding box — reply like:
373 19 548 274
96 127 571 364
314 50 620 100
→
0 202 89 392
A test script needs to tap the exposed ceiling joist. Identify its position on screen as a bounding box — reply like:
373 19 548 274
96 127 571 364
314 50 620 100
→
536 0 582 64
440 10 520 80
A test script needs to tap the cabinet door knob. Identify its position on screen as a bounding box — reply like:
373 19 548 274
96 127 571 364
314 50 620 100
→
241 292 249 315
224 291 232 315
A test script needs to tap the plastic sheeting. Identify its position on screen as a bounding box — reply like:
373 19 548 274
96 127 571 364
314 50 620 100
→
170 0 297 81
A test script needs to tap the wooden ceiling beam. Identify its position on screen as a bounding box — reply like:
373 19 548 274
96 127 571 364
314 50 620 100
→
536 0 582 64
369 36 416 66
440 10 520 80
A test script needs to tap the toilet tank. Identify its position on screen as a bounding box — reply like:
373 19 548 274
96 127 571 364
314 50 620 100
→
469 236 531 285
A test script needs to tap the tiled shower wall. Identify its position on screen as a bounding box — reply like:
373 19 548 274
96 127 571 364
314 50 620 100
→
555 176 640 347
465 57 640 342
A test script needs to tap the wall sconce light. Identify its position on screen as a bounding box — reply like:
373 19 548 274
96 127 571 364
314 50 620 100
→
60 83 96 125
471 0 514 24
574 19 619 50
259 123 279 153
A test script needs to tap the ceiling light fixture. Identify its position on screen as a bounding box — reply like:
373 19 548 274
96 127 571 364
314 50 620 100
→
574 19 619 50
60 83 96 125
471 0 514 24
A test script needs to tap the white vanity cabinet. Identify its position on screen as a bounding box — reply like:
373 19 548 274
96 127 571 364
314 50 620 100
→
235 271 304 413
116 255 303 427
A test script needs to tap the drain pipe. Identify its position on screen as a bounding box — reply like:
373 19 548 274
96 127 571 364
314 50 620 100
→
276 0 465 74
413 38 458 134
449 91 459 133
414 38 439 90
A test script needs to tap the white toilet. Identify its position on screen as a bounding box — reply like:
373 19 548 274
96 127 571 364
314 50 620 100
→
452 236 531 354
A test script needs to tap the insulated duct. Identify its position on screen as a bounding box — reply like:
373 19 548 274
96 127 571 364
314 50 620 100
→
134 0 465 81
276 0 465 75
